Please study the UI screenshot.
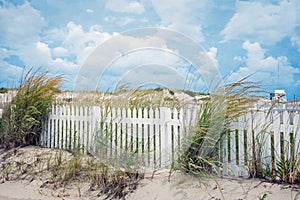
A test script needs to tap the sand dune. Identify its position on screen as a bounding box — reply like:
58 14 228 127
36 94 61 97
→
0 147 299 200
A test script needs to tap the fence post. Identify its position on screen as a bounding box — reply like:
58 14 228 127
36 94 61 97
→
70 104 75 151
238 116 245 177
160 107 172 166
222 130 228 176
62 105 67 149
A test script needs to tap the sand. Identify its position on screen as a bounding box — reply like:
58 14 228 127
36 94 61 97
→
127 171 300 200
0 147 299 200
0 172 299 200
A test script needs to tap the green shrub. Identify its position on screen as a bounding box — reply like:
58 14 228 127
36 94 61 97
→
0 69 63 148
154 87 163 91
0 87 8 94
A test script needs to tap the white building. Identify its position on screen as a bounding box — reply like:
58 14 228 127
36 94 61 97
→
270 90 287 102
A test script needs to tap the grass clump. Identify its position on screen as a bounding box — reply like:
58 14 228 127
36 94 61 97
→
0 69 63 148
176 80 260 177
243 101 300 184
260 129 300 184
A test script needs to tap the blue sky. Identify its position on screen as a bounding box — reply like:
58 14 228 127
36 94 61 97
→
0 0 300 100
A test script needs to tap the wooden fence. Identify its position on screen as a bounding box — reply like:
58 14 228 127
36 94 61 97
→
222 107 300 177
0 91 16 118
40 104 300 177
40 105 198 167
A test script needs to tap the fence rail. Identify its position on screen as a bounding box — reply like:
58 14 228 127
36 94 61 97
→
40 104 300 177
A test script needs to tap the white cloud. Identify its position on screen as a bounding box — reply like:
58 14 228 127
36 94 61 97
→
291 34 300 51
115 64 189 90
105 0 145 14
50 58 78 73
52 47 68 57
87 30 216 91
32 21 114 87
151 0 210 42
100 50 195 91
13 41 51 68
36 42 52 64
105 16 136 26
18 19 112 85
16 40 78 85
0 61 23 87
0 16 112 86
229 41 300 87
207 47 218 67
62 21 112 64
0 1 45 48
0 1 44 86
221 0 300 45
21 21 113 86
107 49 181 74
86 9 94 13
76 30 208 90
234 56 244 62
0 47 12 61
116 17 136 26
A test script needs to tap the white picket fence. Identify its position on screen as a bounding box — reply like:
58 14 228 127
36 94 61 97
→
40 105 198 167
222 107 300 177
40 104 300 177
0 91 16 118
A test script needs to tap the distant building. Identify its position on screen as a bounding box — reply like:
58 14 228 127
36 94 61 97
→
270 90 287 102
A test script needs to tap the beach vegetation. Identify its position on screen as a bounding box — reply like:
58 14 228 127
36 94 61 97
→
0 69 63 148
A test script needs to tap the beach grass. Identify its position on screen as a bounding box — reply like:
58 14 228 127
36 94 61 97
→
0 69 63 148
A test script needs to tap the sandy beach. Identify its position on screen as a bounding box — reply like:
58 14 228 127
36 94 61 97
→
0 147 299 200
0 171 299 200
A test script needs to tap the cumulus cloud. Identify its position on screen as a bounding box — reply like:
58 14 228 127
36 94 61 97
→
62 22 112 64
0 1 112 86
17 21 112 88
0 1 45 48
105 0 145 14
45 22 111 66
0 1 61 84
221 0 300 45
229 41 300 87
14 39 79 87
52 47 69 57
151 0 210 42
77 28 220 91
30 21 113 88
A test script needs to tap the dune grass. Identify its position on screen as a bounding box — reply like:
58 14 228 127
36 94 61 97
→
176 80 261 177
0 69 63 148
